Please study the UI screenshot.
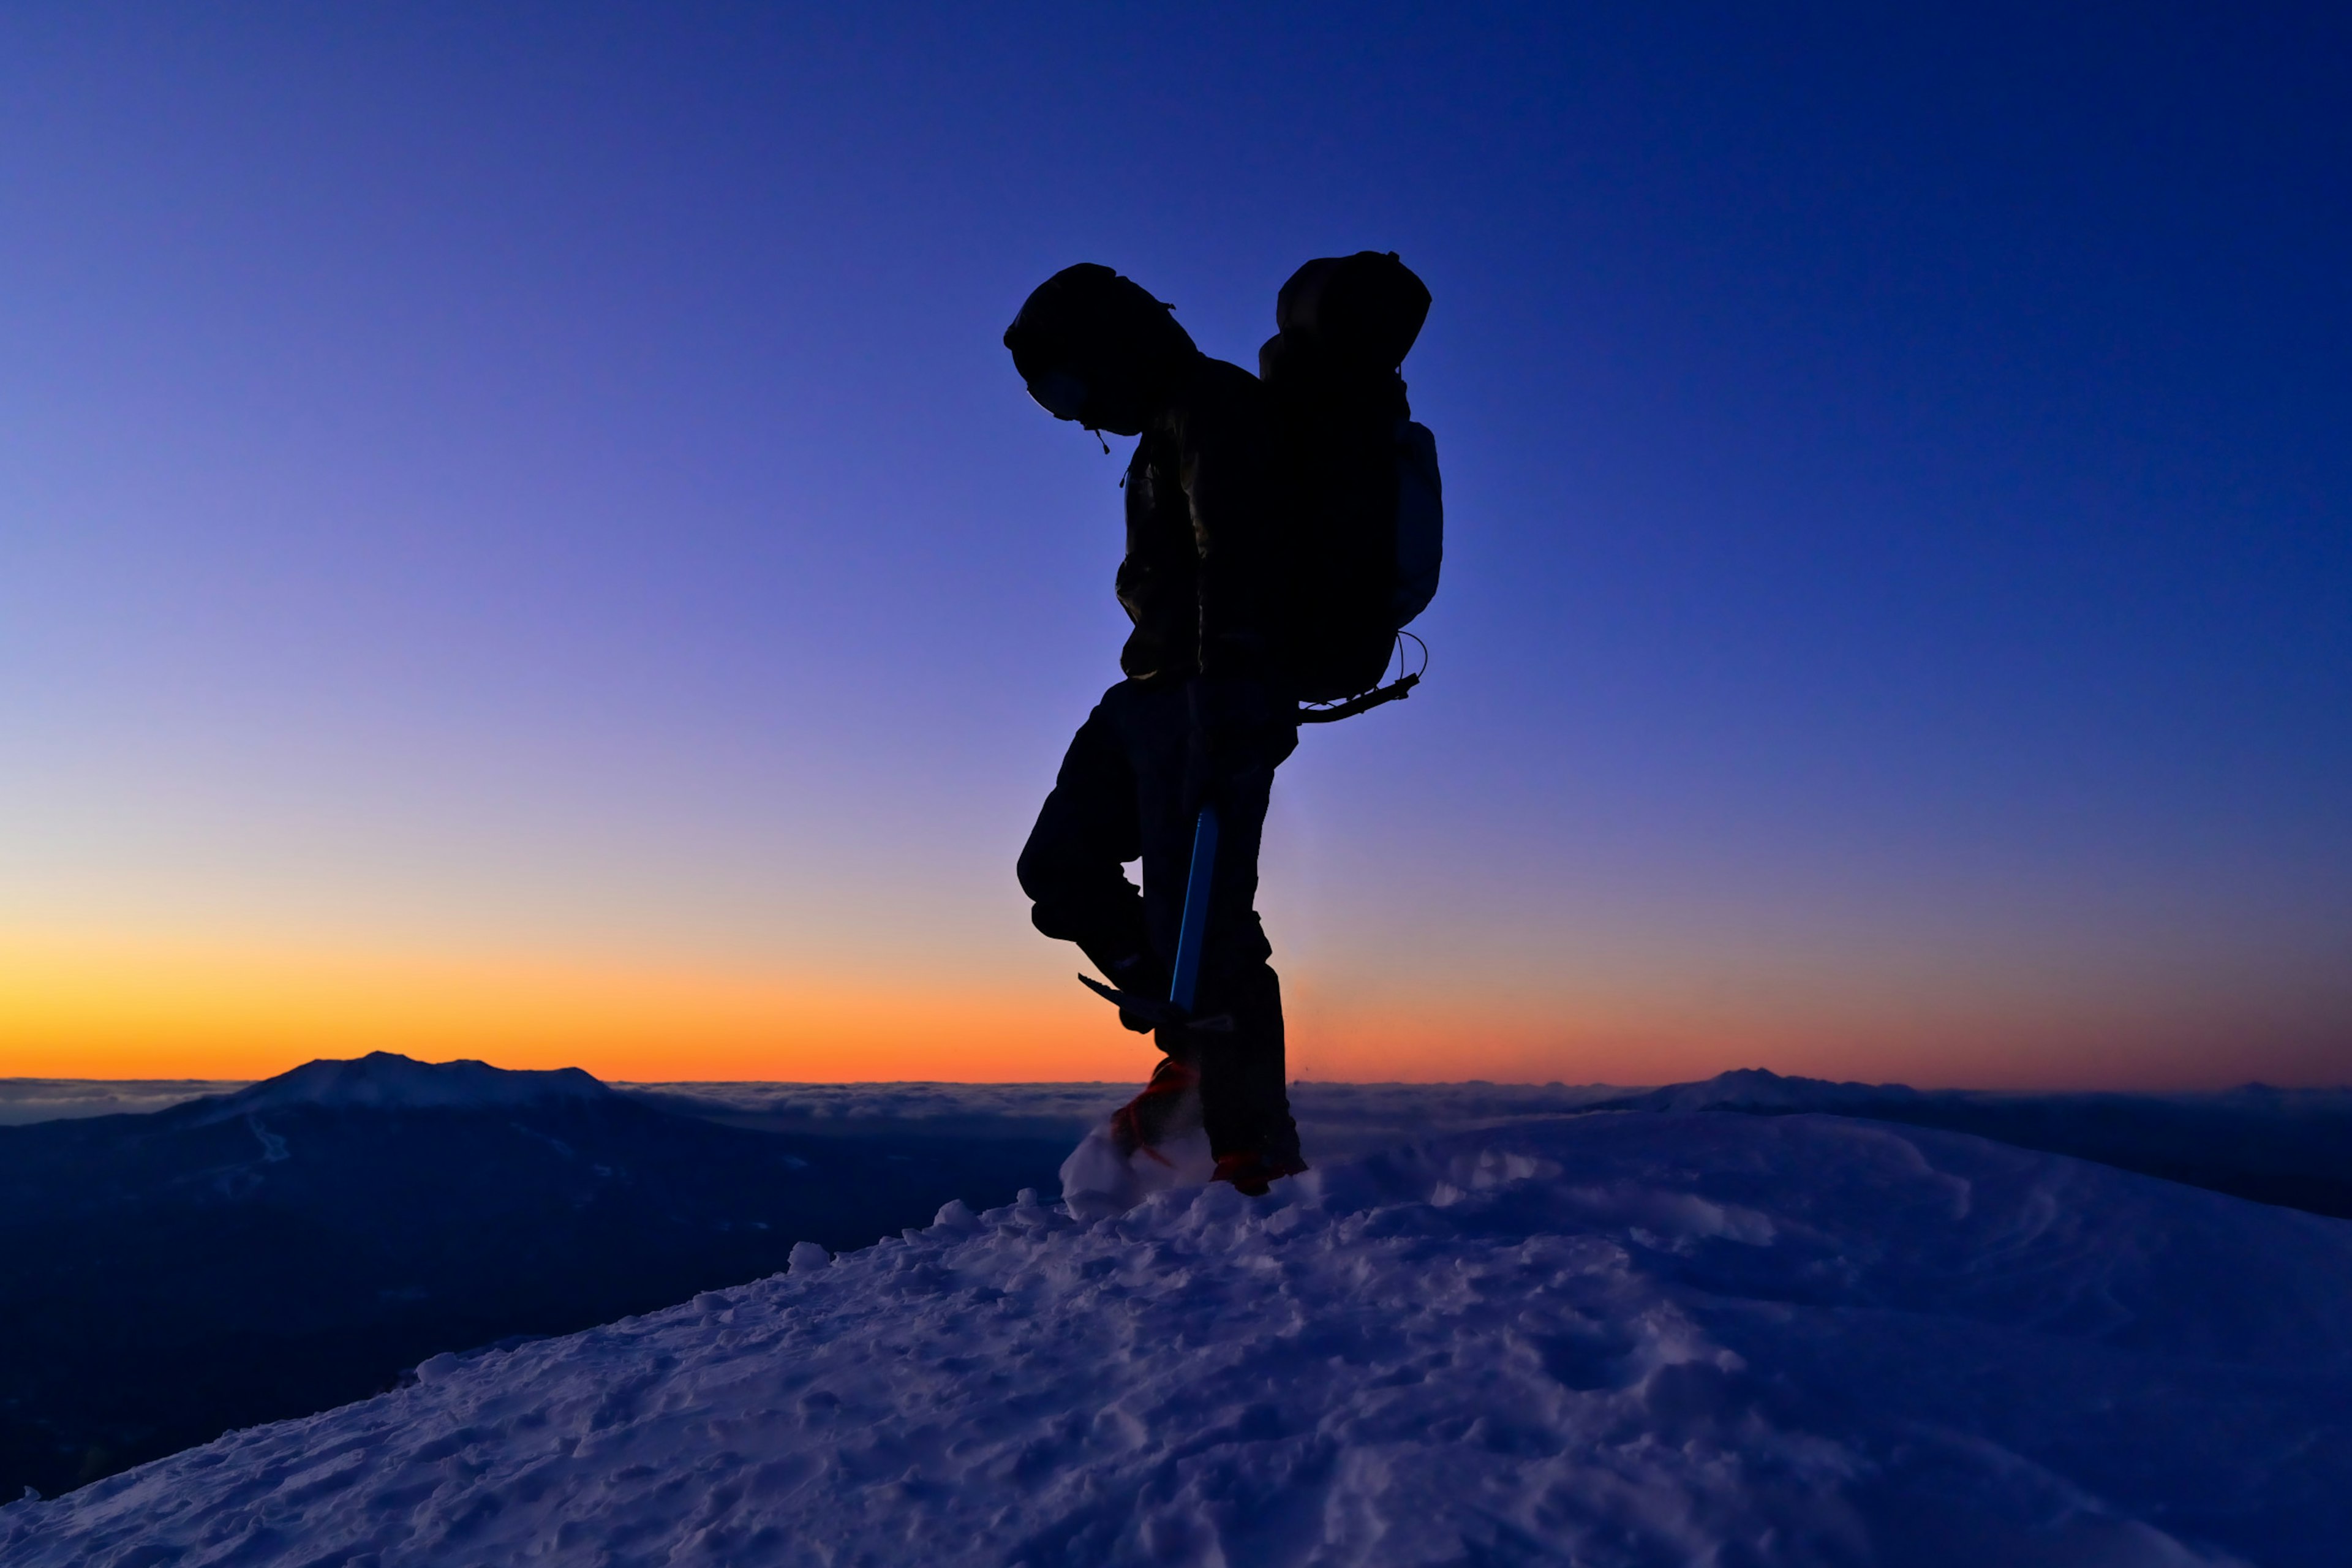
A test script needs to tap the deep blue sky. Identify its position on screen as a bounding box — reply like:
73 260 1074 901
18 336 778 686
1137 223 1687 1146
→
4 3 2347 1084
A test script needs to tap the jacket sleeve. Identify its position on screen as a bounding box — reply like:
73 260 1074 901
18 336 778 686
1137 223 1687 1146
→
1177 377 1281 682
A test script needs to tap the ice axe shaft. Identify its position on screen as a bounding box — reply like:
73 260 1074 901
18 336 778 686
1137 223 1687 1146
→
1074 804 1223 1026
1169 804 1219 1014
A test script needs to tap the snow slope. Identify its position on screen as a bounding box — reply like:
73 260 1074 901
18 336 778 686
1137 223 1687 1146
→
7 1112 2348 1567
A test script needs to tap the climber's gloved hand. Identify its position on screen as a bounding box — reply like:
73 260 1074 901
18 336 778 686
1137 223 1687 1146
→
1182 675 1296 816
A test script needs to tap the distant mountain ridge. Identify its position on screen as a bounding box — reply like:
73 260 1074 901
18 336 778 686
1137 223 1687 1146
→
1597 1065 1922 1112
198 1051 610 1117
1591 1067 2352 1218
1597 1065 2352 1116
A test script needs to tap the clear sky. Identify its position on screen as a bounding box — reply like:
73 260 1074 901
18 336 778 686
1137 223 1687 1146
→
4 3 2346 1087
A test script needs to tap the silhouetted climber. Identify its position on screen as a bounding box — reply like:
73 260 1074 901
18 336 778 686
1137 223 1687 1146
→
1009 255 1441 1201
1006 264 1306 1196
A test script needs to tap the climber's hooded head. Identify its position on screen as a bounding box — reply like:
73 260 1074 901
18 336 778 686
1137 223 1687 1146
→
1005 265 1199 438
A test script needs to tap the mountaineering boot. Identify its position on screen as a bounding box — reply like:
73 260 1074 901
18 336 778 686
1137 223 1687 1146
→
1109 1054 1201 1158
1212 1095 1306 1196
1211 1147 1310 1197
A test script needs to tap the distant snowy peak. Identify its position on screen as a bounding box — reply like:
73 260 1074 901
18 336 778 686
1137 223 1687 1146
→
211 1052 614 1115
1604 1066 1924 1114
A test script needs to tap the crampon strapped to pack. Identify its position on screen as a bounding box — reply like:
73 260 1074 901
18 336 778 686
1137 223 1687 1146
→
1260 251 1442 723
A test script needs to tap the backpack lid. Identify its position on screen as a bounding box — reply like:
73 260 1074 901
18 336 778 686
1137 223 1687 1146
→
1272 252 1431 371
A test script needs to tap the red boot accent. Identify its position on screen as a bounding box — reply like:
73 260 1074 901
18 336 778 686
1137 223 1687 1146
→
1211 1149 1310 1197
1108 1057 1201 1156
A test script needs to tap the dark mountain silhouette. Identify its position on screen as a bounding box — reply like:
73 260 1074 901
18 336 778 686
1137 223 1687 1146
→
0 1053 1069 1500
1591 1069 2352 1219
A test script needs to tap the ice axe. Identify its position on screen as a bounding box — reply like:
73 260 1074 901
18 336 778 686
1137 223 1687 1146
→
1077 804 1232 1031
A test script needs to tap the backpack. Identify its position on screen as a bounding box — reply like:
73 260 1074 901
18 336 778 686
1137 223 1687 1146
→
1259 251 1441 717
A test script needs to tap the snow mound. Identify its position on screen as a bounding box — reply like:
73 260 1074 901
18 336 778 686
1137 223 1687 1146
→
203 1052 612 1116
1060 1122 1216 1218
7 1113 2347 1567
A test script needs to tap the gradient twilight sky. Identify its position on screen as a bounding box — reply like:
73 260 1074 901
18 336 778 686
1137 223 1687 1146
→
4 4 2348 1087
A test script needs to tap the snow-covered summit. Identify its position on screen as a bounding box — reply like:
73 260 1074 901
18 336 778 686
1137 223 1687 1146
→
205 1052 613 1116
9 1110 2347 1566
1603 1065 1924 1113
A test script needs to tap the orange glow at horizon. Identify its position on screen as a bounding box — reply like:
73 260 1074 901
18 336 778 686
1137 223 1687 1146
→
2 930 2343 1091
0 931 1133 1083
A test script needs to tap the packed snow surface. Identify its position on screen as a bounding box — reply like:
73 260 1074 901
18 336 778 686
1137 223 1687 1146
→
9 1112 2347 1567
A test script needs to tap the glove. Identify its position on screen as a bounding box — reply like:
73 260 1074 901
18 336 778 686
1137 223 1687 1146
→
1183 676 1296 816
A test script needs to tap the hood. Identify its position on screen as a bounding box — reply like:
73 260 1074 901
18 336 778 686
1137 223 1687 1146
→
1005 263 1198 436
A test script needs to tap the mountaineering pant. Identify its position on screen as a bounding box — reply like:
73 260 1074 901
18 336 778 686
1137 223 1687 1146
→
1017 677 1300 1163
